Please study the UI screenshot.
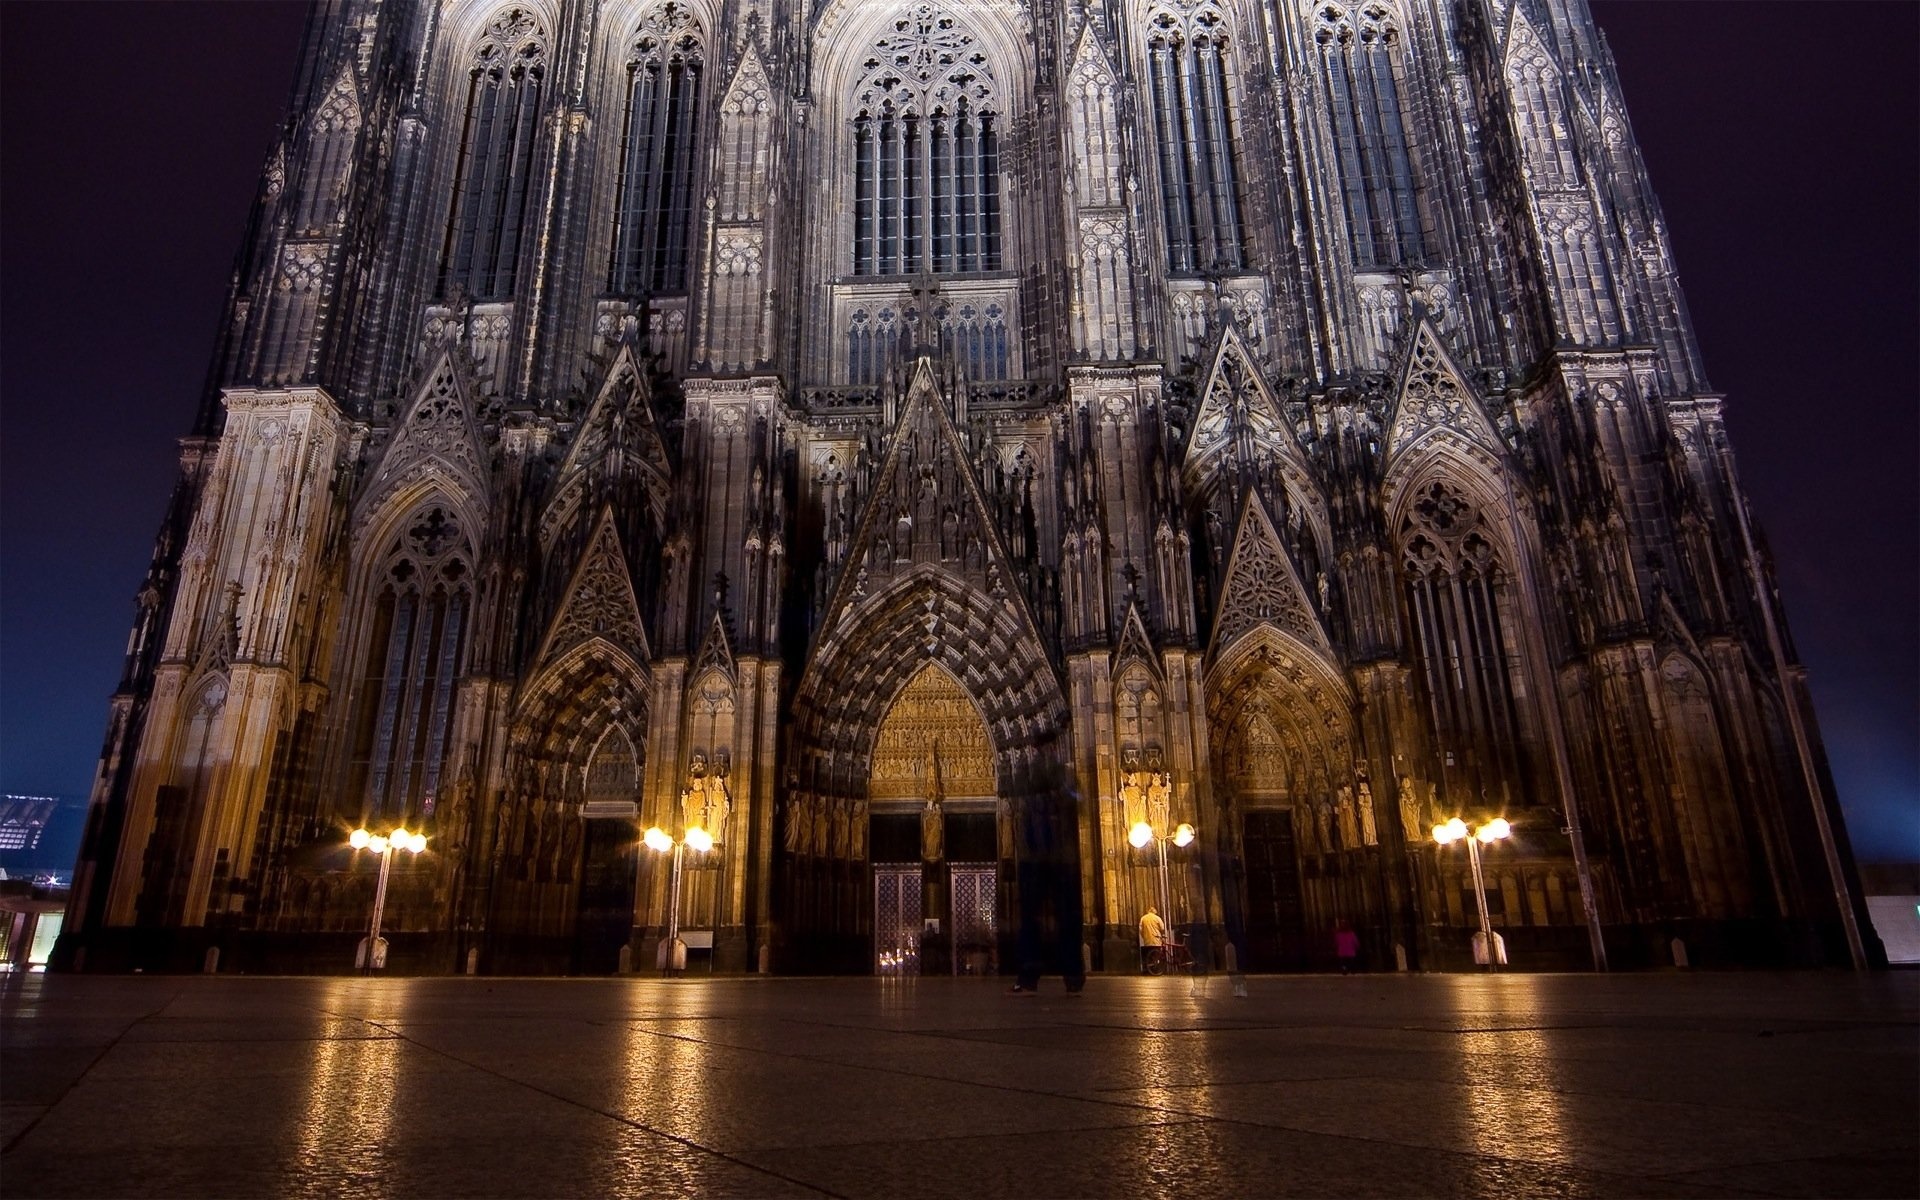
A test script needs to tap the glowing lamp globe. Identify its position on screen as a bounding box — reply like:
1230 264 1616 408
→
1128 822 1154 849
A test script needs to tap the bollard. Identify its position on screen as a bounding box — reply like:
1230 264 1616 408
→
1082 942 1093 975
1671 937 1689 969
203 946 220 975
618 944 633 974
1394 943 1408 972
758 942 771 974
465 947 480 975
1223 943 1239 972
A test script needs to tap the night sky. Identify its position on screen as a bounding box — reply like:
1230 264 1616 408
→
1 2 1913 868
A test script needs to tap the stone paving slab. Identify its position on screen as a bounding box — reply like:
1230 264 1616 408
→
2 972 1914 1198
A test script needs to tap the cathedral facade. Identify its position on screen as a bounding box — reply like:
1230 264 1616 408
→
60 0 1877 975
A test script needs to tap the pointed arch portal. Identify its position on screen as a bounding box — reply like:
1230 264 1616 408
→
784 567 1065 972
1206 630 1360 971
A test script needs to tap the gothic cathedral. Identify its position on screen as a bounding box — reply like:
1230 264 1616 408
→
61 0 1877 975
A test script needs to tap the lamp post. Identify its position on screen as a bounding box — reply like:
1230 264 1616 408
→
1432 816 1510 970
349 826 426 971
643 824 712 974
1129 819 1195 929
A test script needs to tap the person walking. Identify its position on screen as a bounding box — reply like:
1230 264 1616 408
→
1138 906 1167 973
1009 722 1086 995
1333 919 1360 974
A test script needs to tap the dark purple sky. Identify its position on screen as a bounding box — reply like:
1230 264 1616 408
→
2 2 1914 864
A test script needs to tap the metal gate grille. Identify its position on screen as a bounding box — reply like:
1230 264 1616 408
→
874 865 922 975
949 863 997 975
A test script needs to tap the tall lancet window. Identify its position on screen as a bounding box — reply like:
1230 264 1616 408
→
347 506 474 823
1313 1 1424 266
609 3 705 294
850 3 1003 276
439 8 549 300
1145 2 1246 273
1398 481 1529 797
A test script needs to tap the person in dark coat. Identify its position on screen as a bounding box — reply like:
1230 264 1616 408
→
1010 722 1086 994
1334 919 1361 974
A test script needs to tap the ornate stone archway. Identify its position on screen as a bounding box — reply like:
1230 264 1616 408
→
1205 631 1362 970
782 567 1066 969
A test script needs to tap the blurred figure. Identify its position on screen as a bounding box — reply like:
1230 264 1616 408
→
1334 919 1360 974
1009 723 1086 995
1138 906 1166 972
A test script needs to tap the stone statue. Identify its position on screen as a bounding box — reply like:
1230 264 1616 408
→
830 798 850 858
1358 777 1378 846
1145 771 1172 833
783 796 806 854
849 803 868 861
704 774 731 842
921 799 944 862
806 796 826 857
1398 775 1425 845
1119 772 1146 829
444 764 474 853
1337 786 1360 850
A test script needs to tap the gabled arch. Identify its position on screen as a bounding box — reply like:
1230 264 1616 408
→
1184 325 1329 561
532 507 652 672
1205 627 1356 823
790 564 1066 804
515 634 651 769
540 345 672 549
1207 490 1335 665
358 352 491 527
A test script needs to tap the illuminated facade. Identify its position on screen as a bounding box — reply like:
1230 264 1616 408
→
61 0 1876 974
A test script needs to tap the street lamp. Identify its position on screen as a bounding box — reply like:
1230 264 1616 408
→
1433 816 1511 970
643 825 712 973
348 825 426 971
1129 820 1196 930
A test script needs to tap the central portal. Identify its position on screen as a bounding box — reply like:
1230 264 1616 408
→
868 664 1004 974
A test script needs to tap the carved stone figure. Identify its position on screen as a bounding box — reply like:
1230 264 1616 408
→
921 799 944 861
1357 777 1378 846
1399 776 1425 845
1336 786 1360 850
1145 772 1172 833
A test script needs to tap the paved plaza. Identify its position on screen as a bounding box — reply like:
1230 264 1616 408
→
2 971 1914 1198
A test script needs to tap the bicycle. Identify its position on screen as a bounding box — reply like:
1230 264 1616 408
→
1143 937 1195 976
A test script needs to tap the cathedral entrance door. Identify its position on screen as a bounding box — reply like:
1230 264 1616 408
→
874 864 923 975
949 862 997 974
1243 810 1307 970
573 818 638 973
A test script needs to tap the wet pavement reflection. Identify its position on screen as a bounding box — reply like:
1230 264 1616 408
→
2 971 1913 1198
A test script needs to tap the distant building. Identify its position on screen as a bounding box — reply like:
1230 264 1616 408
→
1860 865 1920 966
61 0 1878 975
0 795 59 855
